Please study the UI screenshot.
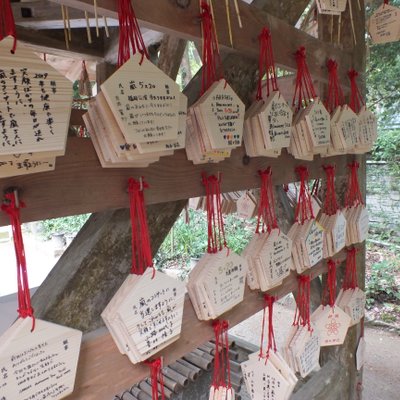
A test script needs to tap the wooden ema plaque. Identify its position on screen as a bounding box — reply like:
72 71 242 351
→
101 268 186 364
319 211 347 258
241 351 297 400
0 37 72 156
311 305 351 347
289 220 324 273
187 249 248 321
289 99 330 160
316 0 347 15
101 53 182 144
185 80 244 164
0 318 82 400
357 107 378 153
243 92 292 158
336 288 366 327
345 205 369 246
236 191 257 219
283 324 321 378
368 3 400 44
197 80 245 149
258 91 293 150
242 229 293 292
0 153 55 178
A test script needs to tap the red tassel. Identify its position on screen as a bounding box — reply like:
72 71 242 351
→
1 191 35 330
145 358 165 400
0 0 17 53
117 0 148 67
128 177 153 275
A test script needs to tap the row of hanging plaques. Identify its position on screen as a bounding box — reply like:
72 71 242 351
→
0 35 379 179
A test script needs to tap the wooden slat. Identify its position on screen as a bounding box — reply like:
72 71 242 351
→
0 136 361 226
17 26 104 61
49 0 357 84
66 249 347 400
69 108 86 126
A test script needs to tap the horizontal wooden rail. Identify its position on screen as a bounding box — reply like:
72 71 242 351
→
65 250 347 400
0 137 360 226
49 0 357 84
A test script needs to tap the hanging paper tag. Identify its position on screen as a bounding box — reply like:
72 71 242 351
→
368 2 400 44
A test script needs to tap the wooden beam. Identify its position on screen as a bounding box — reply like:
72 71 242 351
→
17 26 104 60
0 137 362 227
252 0 311 25
65 249 347 400
49 0 354 84
12 1 118 30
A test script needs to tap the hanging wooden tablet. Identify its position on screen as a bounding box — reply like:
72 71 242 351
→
288 166 324 273
101 53 182 144
102 178 185 363
343 161 369 245
316 0 347 15
0 191 82 400
0 37 72 157
0 318 82 400
209 320 235 400
187 173 248 320
289 47 330 160
242 169 292 291
185 3 245 164
311 260 351 346
243 28 292 158
242 295 297 400
348 69 378 153
0 154 56 177
318 165 347 258
336 247 366 326
236 191 257 219
283 276 321 377
368 1 400 44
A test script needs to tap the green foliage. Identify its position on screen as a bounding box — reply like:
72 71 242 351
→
366 0 400 166
371 129 400 174
154 209 255 276
366 260 400 306
39 214 91 239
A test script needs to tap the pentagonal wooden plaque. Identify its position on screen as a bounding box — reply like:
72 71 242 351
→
0 318 82 400
258 91 293 150
312 305 351 347
368 4 400 44
101 53 182 144
0 37 72 155
198 80 245 149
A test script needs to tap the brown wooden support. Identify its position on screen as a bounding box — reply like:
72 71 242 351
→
49 0 354 84
0 140 362 227
64 250 348 400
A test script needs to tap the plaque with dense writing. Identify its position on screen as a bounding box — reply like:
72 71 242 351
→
0 318 82 400
101 53 181 144
187 250 248 320
0 37 72 156
368 3 400 44
198 80 245 150
258 91 293 150
102 268 186 364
